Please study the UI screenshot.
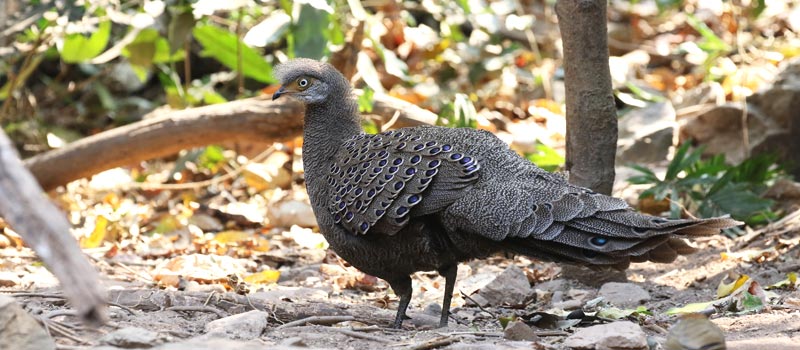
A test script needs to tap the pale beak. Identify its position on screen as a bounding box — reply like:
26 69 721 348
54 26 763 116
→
272 86 287 100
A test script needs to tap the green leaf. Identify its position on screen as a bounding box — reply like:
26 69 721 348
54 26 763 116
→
168 11 195 54
358 86 375 113
0 54 44 100
686 14 731 53
665 142 692 180
192 24 275 83
290 4 331 59
362 119 379 135
526 143 565 173
60 20 111 63
627 164 659 184
666 300 715 315
740 291 764 312
753 0 766 17
198 145 226 172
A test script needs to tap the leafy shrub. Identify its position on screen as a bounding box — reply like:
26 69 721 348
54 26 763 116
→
628 142 782 226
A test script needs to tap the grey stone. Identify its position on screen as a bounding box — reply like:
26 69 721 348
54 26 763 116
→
564 321 648 350
153 338 273 350
0 295 55 350
203 310 268 340
598 282 651 308
503 321 539 341
475 265 532 307
99 327 161 348
617 102 677 164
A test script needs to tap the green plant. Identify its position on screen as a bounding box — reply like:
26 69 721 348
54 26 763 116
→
525 143 565 173
628 142 781 226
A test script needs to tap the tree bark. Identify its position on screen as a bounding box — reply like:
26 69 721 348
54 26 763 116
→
0 129 107 324
25 93 438 191
555 0 618 195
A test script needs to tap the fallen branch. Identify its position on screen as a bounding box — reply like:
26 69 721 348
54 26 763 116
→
275 315 356 329
0 130 107 325
25 93 438 191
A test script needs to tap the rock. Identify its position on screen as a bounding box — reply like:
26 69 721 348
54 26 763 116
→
188 214 223 232
99 327 161 348
475 265 533 307
681 57 800 176
153 338 277 350
267 200 318 228
204 310 268 340
0 295 55 350
617 102 677 164
679 104 776 164
598 282 651 308
664 313 725 350
503 321 539 341
564 321 648 350
560 265 628 287
533 279 568 293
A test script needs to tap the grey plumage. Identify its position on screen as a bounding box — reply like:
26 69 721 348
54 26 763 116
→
272 58 742 328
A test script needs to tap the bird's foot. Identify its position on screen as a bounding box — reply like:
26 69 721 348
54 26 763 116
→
391 314 412 329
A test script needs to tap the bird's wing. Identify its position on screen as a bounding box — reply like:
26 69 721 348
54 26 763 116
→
326 130 479 235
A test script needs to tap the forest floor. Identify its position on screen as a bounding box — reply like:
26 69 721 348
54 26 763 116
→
2 172 799 350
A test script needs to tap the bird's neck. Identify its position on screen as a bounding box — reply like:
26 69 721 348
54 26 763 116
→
302 97 362 182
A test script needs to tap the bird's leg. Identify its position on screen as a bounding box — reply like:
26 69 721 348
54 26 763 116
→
388 276 412 329
437 265 458 328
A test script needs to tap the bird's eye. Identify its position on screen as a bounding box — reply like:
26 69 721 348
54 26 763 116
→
298 78 309 88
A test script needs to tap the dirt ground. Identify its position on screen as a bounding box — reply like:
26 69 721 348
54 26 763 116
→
3 214 800 350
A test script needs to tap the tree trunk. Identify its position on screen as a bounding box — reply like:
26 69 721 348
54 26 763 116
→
555 0 617 195
0 129 107 325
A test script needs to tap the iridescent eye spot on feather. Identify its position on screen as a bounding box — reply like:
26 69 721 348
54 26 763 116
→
408 195 420 204
410 155 421 164
425 141 436 147
360 222 368 231
442 145 452 151
413 144 425 151
406 168 416 175
397 206 408 215
378 159 388 166
633 227 649 234
450 153 463 160
429 160 440 167
590 237 608 246
393 158 403 165
425 169 437 176
394 182 404 190
459 157 473 165
345 212 354 221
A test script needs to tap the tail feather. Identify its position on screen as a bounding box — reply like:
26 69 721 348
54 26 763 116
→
510 213 741 268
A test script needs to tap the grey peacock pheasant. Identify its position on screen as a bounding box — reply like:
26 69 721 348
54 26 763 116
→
272 58 741 329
